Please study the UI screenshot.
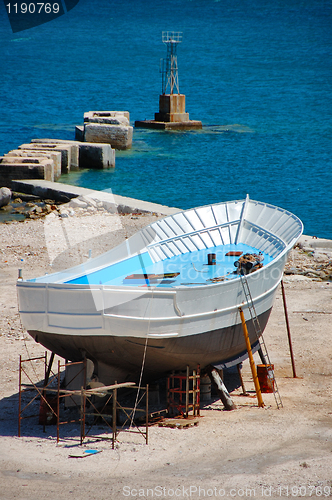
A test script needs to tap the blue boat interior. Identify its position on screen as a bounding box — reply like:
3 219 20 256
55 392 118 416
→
66 243 273 287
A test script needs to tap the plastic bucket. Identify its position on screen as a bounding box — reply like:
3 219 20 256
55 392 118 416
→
257 364 274 393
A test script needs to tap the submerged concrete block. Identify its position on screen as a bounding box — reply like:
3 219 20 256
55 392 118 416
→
4 149 61 180
29 139 115 169
78 142 115 169
84 123 133 150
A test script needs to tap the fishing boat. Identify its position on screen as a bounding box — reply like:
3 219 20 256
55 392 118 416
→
17 196 303 384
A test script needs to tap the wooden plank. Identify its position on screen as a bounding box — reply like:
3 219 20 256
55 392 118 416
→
124 273 180 280
158 417 200 429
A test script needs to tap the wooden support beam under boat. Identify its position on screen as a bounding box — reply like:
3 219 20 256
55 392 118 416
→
205 365 236 411
44 351 55 388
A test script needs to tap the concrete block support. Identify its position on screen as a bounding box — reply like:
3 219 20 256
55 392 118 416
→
30 139 115 169
84 123 133 150
75 126 84 142
19 144 72 174
0 157 54 188
31 140 79 171
78 142 115 169
155 94 189 122
84 111 130 124
4 150 62 180
135 94 202 130
80 111 133 150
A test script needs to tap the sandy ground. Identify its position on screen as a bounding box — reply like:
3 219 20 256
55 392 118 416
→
0 208 331 500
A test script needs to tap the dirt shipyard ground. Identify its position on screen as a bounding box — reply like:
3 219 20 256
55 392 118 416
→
0 207 331 500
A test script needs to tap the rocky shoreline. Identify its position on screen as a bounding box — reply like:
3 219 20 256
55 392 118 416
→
285 240 332 281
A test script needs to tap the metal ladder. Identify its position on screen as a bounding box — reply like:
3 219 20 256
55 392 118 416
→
240 273 283 409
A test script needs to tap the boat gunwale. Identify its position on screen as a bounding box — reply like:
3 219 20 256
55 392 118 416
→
18 197 303 289
17 236 297 294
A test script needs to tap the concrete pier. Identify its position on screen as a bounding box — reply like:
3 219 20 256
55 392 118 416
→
11 179 180 215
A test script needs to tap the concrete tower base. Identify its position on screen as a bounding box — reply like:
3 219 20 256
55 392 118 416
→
135 93 202 130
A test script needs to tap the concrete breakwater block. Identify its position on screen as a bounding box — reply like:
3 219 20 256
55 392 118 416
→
79 111 133 150
19 143 73 174
84 110 130 124
84 123 133 150
84 110 130 126
78 142 115 169
75 125 84 142
29 141 79 172
31 138 115 169
0 157 53 188
4 149 62 180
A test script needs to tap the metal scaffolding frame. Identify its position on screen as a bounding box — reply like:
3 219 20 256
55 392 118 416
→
167 365 200 417
18 353 149 446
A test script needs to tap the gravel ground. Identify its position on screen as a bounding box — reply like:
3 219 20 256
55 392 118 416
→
0 206 331 500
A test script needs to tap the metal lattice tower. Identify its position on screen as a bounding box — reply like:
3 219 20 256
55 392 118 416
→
161 31 183 95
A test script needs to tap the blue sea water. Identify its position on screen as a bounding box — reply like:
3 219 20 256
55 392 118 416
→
1 0 331 238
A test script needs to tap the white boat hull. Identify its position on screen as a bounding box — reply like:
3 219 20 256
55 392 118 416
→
17 198 302 384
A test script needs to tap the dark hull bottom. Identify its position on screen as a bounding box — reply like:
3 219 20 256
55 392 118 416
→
29 308 272 384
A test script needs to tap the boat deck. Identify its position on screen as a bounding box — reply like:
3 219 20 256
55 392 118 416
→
66 243 273 288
